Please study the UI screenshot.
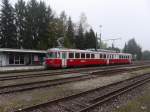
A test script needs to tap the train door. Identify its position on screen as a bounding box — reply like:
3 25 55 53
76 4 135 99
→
106 54 109 65
61 52 67 68
0 55 2 66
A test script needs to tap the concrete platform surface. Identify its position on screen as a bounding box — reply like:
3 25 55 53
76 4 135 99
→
0 66 45 72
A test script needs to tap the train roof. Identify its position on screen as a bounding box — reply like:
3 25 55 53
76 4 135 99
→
47 48 131 56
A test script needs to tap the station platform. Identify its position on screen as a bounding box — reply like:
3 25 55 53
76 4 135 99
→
0 66 45 73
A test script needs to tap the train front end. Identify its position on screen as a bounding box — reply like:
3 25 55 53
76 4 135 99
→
45 49 62 69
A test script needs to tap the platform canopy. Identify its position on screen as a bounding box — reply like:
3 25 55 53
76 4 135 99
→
0 48 46 54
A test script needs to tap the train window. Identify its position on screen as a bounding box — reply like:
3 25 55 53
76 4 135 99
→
91 54 95 58
120 55 122 59
75 53 80 58
100 54 103 58
47 52 57 58
62 52 67 59
81 53 85 58
116 55 118 59
119 55 121 59
104 54 106 58
86 54 90 58
69 53 74 58
112 55 114 59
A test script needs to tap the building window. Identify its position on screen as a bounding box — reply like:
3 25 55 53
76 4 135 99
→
15 56 20 64
9 55 24 65
9 55 14 64
20 55 24 64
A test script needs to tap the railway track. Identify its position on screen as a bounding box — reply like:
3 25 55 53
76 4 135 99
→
14 72 150 112
0 63 149 81
0 64 150 95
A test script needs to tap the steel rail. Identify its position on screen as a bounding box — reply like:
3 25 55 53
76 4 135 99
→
78 75 150 112
0 63 148 81
0 65 149 95
14 73 150 112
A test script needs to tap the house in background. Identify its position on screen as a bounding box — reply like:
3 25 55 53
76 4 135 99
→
0 48 46 67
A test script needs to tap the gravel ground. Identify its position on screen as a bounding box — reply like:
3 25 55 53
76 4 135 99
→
0 73 88 87
89 79 150 112
0 68 150 112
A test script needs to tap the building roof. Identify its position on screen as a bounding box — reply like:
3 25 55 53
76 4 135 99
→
0 48 46 54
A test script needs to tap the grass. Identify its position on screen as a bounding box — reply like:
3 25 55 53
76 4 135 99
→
114 91 150 112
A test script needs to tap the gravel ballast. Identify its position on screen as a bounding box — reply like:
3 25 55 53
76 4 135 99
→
0 68 150 112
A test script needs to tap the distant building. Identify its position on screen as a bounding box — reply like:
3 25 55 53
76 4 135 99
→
0 48 46 66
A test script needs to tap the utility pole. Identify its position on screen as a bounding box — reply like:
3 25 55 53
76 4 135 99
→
95 33 98 51
99 25 102 49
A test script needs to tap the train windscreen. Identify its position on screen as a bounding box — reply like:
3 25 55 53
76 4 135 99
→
47 52 57 58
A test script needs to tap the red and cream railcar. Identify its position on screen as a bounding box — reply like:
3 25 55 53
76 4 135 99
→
45 48 132 68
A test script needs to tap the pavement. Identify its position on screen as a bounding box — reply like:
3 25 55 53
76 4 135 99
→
0 65 45 72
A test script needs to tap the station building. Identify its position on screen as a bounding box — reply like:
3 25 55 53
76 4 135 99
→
0 48 46 67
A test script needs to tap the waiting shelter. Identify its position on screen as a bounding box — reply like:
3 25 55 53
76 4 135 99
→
0 48 46 66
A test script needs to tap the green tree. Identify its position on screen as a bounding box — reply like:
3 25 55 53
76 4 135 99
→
84 28 97 50
22 0 54 49
79 13 89 32
123 42 128 53
15 0 26 48
142 50 150 60
0 0 17 48
75 23 85 49
123 38 142 60
98 41 107 49
48 18 60 48
23 0 39 49
36 2 54 49
65 17 75 48
59 11 67 37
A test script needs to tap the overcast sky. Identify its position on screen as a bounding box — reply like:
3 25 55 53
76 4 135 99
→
10 0 150 50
